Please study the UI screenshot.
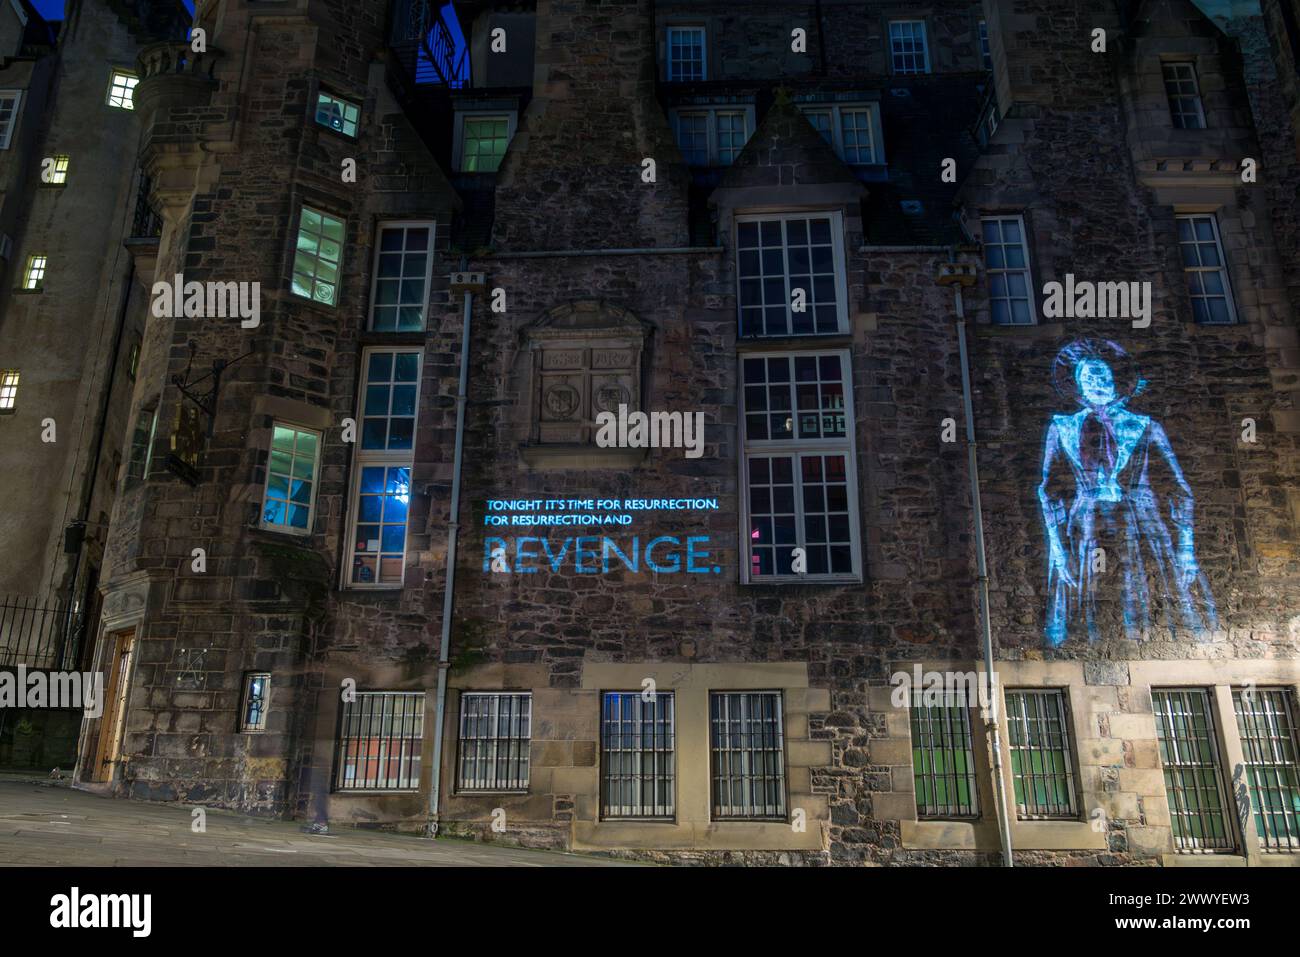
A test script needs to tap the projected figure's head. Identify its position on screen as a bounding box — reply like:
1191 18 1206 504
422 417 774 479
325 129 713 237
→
1052 339 1143 410
1074 358 1116 407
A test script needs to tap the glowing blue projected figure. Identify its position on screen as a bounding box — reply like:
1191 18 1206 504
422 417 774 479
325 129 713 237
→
1038 340 1217 645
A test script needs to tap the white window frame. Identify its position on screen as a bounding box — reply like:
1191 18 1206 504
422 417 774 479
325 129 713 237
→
666 25 707 81
240 672 271 732
734 210 850 337
796 102 885 165
314 90 361 138
980 214 1035 325
367 221 436 332
889 20 931 75
344 347 423 589
669 105 754 166
46 154 69 185
260 421 322 536
105 69 139 109
739 348 861 584
291 205 345 307
452 110 517 173
0 90 22 149
1163 61 1207 130
1176 213 1237 325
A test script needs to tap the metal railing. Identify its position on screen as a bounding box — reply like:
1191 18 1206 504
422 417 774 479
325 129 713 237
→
0 594 84 670
130 170 162 239
389 0 470 88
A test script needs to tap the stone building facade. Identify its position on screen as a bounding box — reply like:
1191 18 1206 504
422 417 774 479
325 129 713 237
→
40 0 1300 865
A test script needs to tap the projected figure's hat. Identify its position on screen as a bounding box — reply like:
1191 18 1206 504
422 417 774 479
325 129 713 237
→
1051 338 1144 405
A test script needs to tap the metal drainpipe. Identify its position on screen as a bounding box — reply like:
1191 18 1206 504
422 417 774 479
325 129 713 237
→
951 261 1015 867
427 269 474 836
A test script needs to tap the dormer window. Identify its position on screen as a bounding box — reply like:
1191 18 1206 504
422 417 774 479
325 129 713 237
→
453 111 516 173
671 106 753 166
1163 62 1206 130
796 102 884 165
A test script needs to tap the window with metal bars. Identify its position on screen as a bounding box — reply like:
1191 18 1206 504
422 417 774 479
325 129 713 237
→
1232 687 1300 852
457 692 532 792
710 692 786 820
334 691 425 791
1152 689 1234 851
601 692 675 820
910 696 979 818
1005 690 1078 819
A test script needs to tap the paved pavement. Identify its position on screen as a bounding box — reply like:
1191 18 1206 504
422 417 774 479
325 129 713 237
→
0 778 637 867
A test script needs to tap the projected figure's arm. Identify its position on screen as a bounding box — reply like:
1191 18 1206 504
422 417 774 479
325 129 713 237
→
1148 421 1199 588
1038 421 1077 588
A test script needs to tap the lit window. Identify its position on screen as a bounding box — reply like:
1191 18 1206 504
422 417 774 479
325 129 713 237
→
315 91 360 137
127 339 140 380
1177 213 1236 324
736 212 847 337
981 216 1034 325
979 20 992 70
0 370 18 412
457 692 532 792
1006 690 1078 819
348 348 421 586
1232 687 1300 852
0 90 22 149
671 108 751 166
1153 689 1234 851
240 673 271 731
106 70 139 109
47 155 69 184
261 423 320 533
666 26 706 81
1163 61 1206 130
458 114 511 172
601 691 675 819
334 691 424 791
126 406 158 484
742 352 857 581
797 103 882 164
911 696 979 819
369 223 434 332
22 254 46 291
889 20 930 75
710 692 786 820
291 206 345 306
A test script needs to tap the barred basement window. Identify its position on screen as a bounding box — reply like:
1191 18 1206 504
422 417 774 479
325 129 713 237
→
710 692 787 820
1233 687 1300 852
457 692 532 792
106 70 138 109
261 423 320 533
742 351 858 580
368 222 434 332
666 26 706 81
735 212 848 336
334 691 425 791
911 696 980 818
1153 689 1234 851
240 672 270 732
981 216 1033 325
347 348 421 586
0 369 18 412
315 91 360 137
601 691 675 819
1006 690 1079 819
889 20 930 75
22 254 46 291
0 90 20 149
1177 214 1236 325
291 206 345 306
1163 61 1206 130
